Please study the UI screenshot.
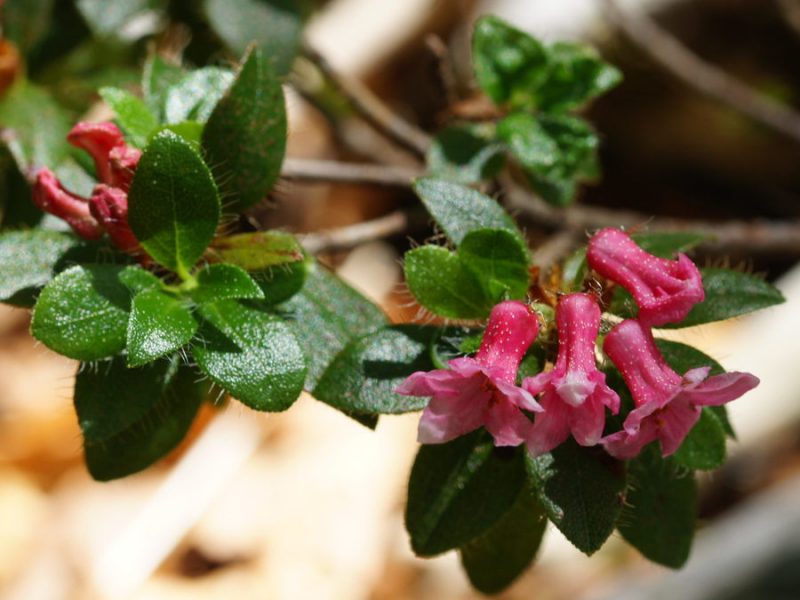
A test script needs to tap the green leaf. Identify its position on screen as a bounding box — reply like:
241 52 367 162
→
472 15 548 107
526 440 626 555
672 409 727 471
413 177 523 246
142 56 185 119
404 246 491 319
0 81 72 173
208 231 304 271
127 290 197 367
313 325 439 415
670 268 785 328
164 67 235 124
75 358 205 481
281 261 386 389
193 300 306 411
534 41 622 113
202 46 287 211
99 87 159 148
630 232 707 258
656 338 735 439
406 431 527 556
128 130 220 275
118 265 162 294
618 446 697 568
202 0 302 76
151 121 204 147
459 486 547 595
76 0 165 39
459 228 530 300
31 264 131 361
426 124 505 184
191 263 265 304
0 230 80 306
497 112 598 206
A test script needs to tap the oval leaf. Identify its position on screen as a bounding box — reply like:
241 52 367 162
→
99 87 159 148
202 46 287 211
164 67 234 124
406 431 527 556
31 264 130 361
459 228 530 300
193 300 306 411
127 289 198 367
190 263 265 304
128 130 220 275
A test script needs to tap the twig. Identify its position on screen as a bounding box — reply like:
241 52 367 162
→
600 0 800 144
533 229 582 270
301 43 432 157
282 157 421 187
300 210 411 254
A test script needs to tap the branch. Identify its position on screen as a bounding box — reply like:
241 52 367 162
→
301 43 432 158
299 209 411 254
600 0 800 144
281 157 421 187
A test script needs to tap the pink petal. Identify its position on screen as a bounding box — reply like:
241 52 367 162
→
589 371 621 414
683 366 711 385
602 418 659 460
526 391 571 456
89 185 140 254
484 397 530 447
684 371 760 407
395 369 466 397
417 387 488 444
523 371 553 396
656 398 701 456
475 301 539 383
570 394 607 447
495 380 542 412
447 356 484 378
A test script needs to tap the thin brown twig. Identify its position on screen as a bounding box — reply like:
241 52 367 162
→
600 0 800 144
299 210 411 253
281 157 420 187
301 43 432 158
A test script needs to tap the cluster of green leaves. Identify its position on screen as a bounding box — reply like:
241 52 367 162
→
428 16 621 205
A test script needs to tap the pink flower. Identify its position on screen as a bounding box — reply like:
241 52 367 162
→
523 293 620 456
31 121 142 255
587 227 704 326
395 301 541 446
601 319 759 459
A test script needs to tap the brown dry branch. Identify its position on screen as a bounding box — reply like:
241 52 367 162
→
600 0 800 144
282 157 419 187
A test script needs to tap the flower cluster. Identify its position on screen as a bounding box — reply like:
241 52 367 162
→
397 228 759 460
32 122 141 255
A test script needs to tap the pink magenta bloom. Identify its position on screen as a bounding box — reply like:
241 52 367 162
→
395 301 541 446
587 227 704 326
601 319 759 459
523 293 620 456
31 121 142 255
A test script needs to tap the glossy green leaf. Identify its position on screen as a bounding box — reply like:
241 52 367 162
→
152 121 204 147
202 46 287 211
459 228 530 300
526 440 626 555
142 56 185 119
426 124 505 184
208 231 304 271
193 300 306 411
128 130 220 275
656 338 735 439
534 41 622 113
191 263 265 304
670 268 785 328
99 87 159 148
281 261 386 388
0 81 71 172
497 112 598 206
672 409 727 471
164 67 235 124
313 325 439 415
404 245 491 319
472 15 548 107
75 358 205 481
413 177 523 246
31 264 130 361
202 0 302 76
127 289 197 367
118 265 162 294
459 486 547 595
618 446 697 568
76 0 165 38
406 431 527 556
0 230 79 306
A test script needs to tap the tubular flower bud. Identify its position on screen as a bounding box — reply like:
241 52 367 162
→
32 168 103 240
587 228 704 326
67 122 126 185
89 185 139 254
396 301 542 447
601 319 759 459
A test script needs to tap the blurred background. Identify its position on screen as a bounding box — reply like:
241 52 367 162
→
2 0 800 598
